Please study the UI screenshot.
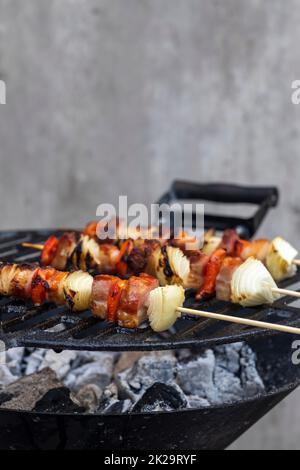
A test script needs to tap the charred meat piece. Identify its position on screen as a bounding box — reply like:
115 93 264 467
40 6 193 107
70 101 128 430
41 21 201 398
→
220 229 240 257
127 240 161 276
216 257 243 302
117 274 159 329
235 239 270 262
184 251 209 289
91 275 118 320
50 232 78 270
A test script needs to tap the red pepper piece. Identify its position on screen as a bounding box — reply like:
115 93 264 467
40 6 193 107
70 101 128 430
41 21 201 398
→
107 279 127 323
196 248 227 300
41 236 59 266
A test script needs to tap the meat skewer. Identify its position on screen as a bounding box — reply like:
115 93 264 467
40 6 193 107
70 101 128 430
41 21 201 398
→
24 232 121 273
141 257 300 332
23 225 300 281
22 231 203 282
1 261 300 336
21 227 300 303
204 229 299 282
0 262 180 329
126 234 300 301
195 229 299 299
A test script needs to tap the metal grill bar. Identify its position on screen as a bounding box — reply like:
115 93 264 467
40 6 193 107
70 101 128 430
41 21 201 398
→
0 230 300 352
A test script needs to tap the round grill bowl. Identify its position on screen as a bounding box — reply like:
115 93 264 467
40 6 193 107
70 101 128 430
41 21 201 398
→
0 334 299 450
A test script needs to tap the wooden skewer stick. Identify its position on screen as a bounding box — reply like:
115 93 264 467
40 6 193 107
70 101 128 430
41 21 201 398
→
177 307 300 336
272 287 300 299
293 259 300 267
22 243 44 250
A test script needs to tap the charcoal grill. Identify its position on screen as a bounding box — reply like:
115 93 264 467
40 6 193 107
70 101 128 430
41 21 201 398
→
0 182 299 451
0 182 297 353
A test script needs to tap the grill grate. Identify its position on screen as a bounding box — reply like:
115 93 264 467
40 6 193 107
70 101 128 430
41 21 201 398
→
1 230 300 352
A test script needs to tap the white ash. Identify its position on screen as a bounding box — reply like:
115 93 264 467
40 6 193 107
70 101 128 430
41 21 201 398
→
187 395 210 409
0 342 265 413
64 356 114 392
38 350 77 381
213 343 265 404
24 349 46 375
6 348 25 377
0 366 18 388
44 324 67 333
176 350 216 401
18 348 117 392
116 352 177 400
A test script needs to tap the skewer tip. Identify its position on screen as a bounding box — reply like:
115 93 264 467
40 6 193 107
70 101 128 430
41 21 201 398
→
22 242 44 251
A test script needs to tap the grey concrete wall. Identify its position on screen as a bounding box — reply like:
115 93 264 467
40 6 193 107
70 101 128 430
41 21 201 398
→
0 0 300 449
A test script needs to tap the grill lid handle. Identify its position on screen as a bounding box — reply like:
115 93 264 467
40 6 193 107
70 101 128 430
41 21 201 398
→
156 181 279 239
170 181 279 207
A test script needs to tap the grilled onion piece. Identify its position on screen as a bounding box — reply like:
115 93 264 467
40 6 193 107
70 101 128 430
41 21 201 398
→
147 246 190 286
266 237 298 282
167 246 190 284
202 235 222 256
148 285 185 332
63 271 93 311
0 264 18 296
231 257 280 307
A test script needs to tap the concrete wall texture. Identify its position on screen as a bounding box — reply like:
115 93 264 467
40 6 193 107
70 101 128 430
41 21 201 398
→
0 0 300 449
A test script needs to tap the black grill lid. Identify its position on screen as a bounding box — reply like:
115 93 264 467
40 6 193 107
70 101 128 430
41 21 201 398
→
157 181 279 239
0 228 300 352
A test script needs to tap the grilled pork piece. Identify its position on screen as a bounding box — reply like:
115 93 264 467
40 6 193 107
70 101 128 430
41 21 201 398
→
218 229 270 263
184 251 209 289
220 229 240 256
42 232 77 270
216 257 243 301
117 274 159 328
91 275 115 320
235 239 270 262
